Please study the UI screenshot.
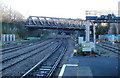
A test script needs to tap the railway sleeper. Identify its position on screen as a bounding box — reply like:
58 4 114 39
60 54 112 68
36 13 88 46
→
31 65 52 76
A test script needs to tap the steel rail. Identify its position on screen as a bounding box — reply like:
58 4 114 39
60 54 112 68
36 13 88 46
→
20 39 65 78
1 39 58 71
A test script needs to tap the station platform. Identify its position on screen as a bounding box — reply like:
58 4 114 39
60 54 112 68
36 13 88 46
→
59 58 93 78
58 54 118 78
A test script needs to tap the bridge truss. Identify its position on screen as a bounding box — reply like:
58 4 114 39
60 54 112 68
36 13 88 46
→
25 16 86 30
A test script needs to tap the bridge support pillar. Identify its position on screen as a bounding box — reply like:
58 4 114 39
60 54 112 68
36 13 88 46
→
26 28 40 37
86 20 90 42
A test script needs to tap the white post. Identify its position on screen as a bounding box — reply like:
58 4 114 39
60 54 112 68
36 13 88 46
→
3 34 6 41
93 24 96 44
10 34 12 41
86 20 90 42
13 34 15 41
93 24 96 52
6 34 9 41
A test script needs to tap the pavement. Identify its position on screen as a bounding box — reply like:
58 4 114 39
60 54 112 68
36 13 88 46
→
59 55 119 78
77 56 118 76
58 39 119 78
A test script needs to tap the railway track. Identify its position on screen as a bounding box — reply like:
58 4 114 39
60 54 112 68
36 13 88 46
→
2 39 41 48
21 39 68 78
100 41 120 48
2 39 40 49
0 39 51 55
1 39 58 72
1 39 54 60
96 42 120 54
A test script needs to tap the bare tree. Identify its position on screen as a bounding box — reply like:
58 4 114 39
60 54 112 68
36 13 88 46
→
0 1 24 22
12 10 24 21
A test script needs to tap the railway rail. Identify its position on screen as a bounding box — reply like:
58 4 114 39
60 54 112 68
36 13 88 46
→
100 41 120 48
1 39 58 72
1 39 64 77
1 39 54 57
2 39 40 48
96 42 120 55
21 39 68 78
0 39 51 54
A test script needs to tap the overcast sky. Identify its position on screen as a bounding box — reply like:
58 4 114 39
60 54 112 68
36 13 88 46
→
2 0 120 19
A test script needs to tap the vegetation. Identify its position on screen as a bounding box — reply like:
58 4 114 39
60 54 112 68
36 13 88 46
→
0 1 26 39
96 24 109 37
0 1 24 22
2 21 26 39
0 1 52 40
77 47 82 55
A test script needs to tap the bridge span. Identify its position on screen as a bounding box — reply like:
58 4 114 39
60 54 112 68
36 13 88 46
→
25 16 86 30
